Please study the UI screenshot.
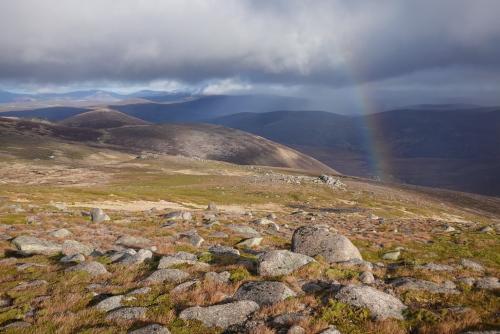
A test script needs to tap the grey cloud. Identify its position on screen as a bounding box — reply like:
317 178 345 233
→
0 0 499 88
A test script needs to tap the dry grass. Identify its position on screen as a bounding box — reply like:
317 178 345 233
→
170 278 239 308
248 324 276 334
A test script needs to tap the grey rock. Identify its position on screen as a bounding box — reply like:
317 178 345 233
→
258 250 314 277
335 285 407 320
0 296 12 307
14 279 47 291
158 252 208 269
0 321 31 330
272 312 307 327
96 295 123 312
205 271 231 284
171 280 199 294
106 307 147 322
116 235 152 249
164 211 192 220
228 224 261 238
391 277 458 294
60 253 85 263
66 261 109 276
144 269 189 284
319 326 342 334
118 249 153 265
288 325 306 334
49 228 72 238
359 271 375 284
479 226 494 233
62 240 93 256
233 281 295 306
12 235 61 255
179 300 259 329
292 226 362 263
129 324 170 334
127 287 151 296
382 251 400 261
417 263 454 271
460 259 484 272
207 203 217 211
90 208 110 223
457 277 476 287
209 245 240 258
461 331 500 334
237 237 263 248
474 277 500 290
210 231 228 238
179 231 204 247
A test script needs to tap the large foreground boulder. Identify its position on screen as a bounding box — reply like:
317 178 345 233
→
12 236 61 256
257 250 314 277
179 300 259 329
292 226 362 263
335 285 407 320
233 281 295 306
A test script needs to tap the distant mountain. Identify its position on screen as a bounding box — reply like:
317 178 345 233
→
1 106 89 121
209 108 500 195
110 95 309 122
59 108 151 129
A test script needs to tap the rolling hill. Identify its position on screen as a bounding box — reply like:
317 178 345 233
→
0 116 333 173
59 109 151 129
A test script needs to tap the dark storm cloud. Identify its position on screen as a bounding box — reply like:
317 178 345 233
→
0 0 500 87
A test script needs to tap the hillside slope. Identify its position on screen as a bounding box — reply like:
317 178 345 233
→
0 117 333 173
59 108 151 129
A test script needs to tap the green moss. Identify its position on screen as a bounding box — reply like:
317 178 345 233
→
229 267 251 282
318 299 370 334
169 318 222 334
325 267 359 280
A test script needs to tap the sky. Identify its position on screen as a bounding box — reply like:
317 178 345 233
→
1 0 500 112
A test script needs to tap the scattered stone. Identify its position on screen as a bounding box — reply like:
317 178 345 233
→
359 271 375 284
457 277 476 287
234 281 296 306
65 261 109 277
319 326 342 334
90 208 110 223
292 226 362 263
60 253 85 263
164 211 192 220
319 175 345 189
49 228 72 238
171 280 199 294
474 277 500 290
210 231 228 238
0 321 32 330
417 263 454 271
118 249 153 265
95 295 123 312
207 203 217 211
144 269 189 284
179 231 204 247
228 224 261 238
129 324 171 334
209 245 240 259
237 237 263 248
288 325 306 334
158 252 207 269
479 226 494 233
127 287 151 296
443 225 456 232
62 240 93 256
335 285 407 320
460 259 484 272
14 279 47 291
12 235 61 256
391 277 458 294
258 250 315 277
205 271 231 284
116 235 152 249
272 312 307 327
252 218 274 226
106 307 147 322
0 296 12 307
179 300 259 330
382 251 400 261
